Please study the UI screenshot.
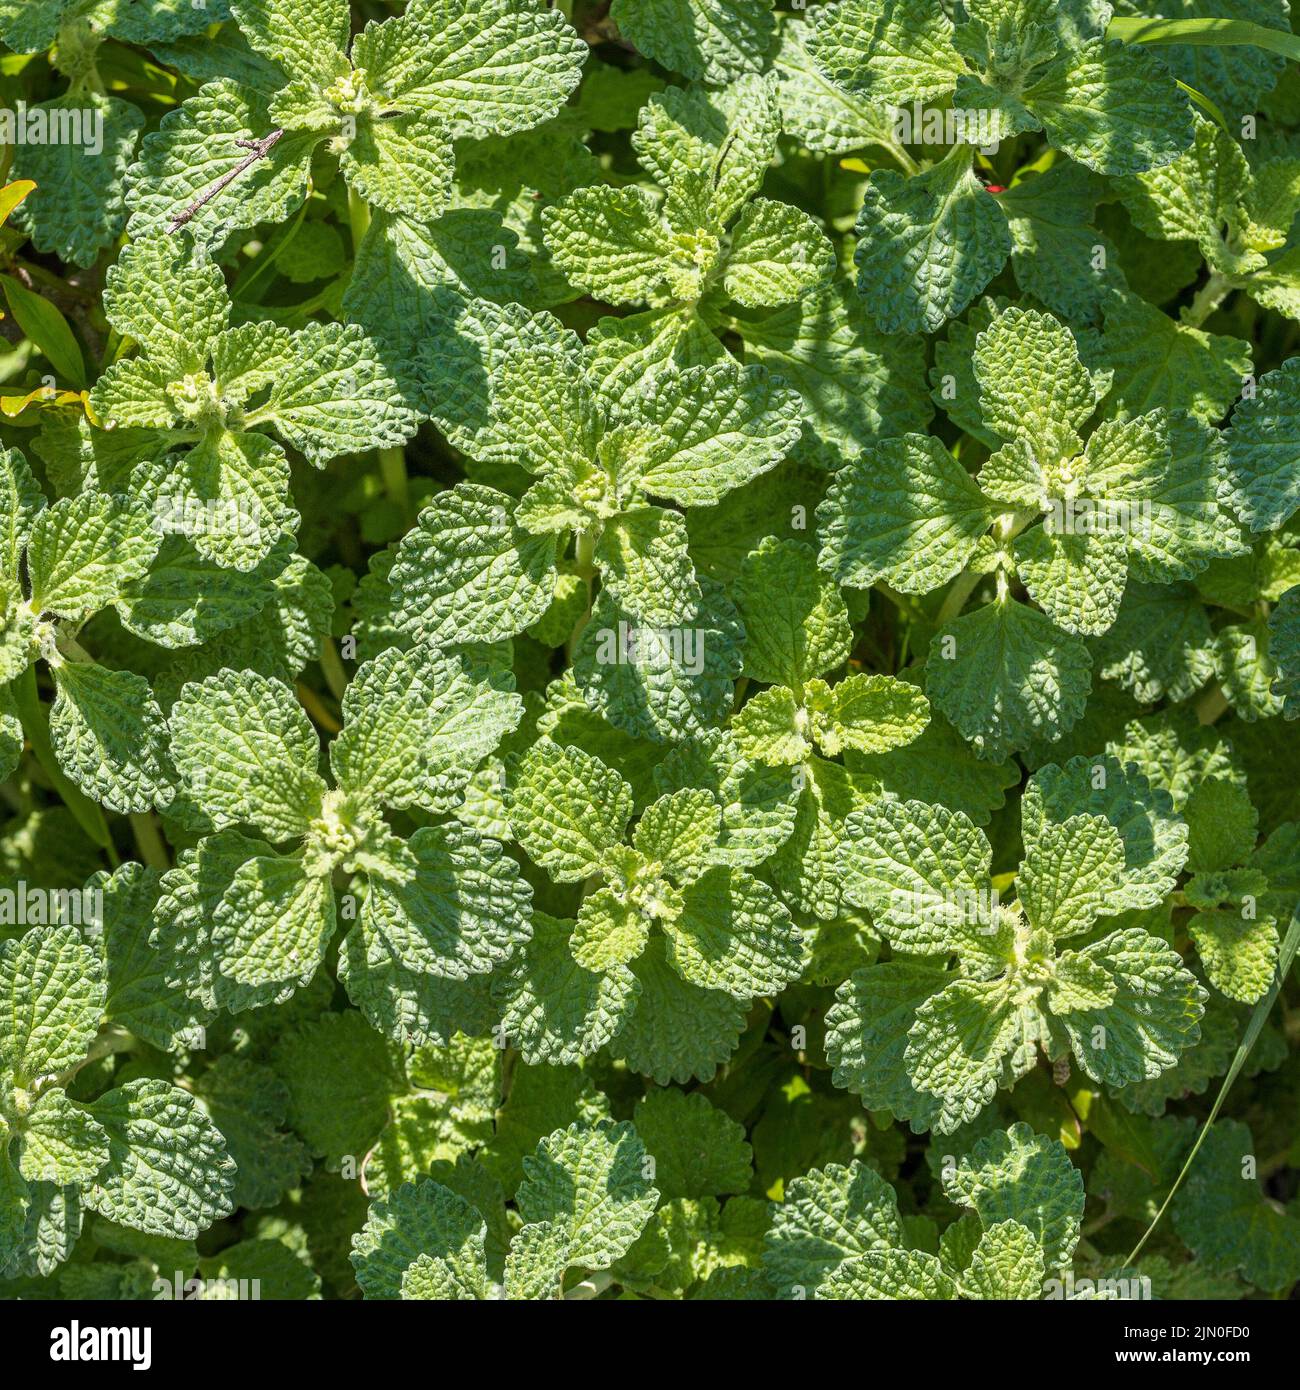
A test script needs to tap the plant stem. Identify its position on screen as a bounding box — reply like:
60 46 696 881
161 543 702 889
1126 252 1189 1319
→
129 812 170 871
348 187 372 254
936 567 983 626
1126 906 1300 1266
50 1025 136 1089
1196 682 1231 725
320 636 349 703
13 664 114 853
378 446 410 524
885 141 921 175
564 1270 614 1300
566 530 597 661
297 682 343 734
231 200 309 300
1183 270 1234 327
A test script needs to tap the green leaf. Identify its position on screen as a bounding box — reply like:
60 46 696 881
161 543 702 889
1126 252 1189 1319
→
825 962 950 1129
48 663 172 816
808 0 966 107
1014 526 1129 637
506 1121 659 1298
331 645 521 811
942 1122 1084 1271
10 95 144 271
1092 581 1217 704
1189 909 1279 1003
1053 928 1206 1085
854 146 1012 334
509 739 633 884
572 580 744 744
1225 356 1300 533
1185 777 1259 872
820 1247 957 1300
818 434 992 594
926 599 1093 763
389 484 558 645
351 1179 489 1301
840 798 991 954
653 729 799 870
15 1090 108 1186
0 925 103 1085
961 1220 1047 1299
612 935 747 1085
257 322 419 465
807 673 931 757
26 492 158 621
632 361 805 508
1269 584 1300 718
907 977 1022 1131
0 272 87 386
1098 288 1252 424
1023 754 1189 911
773 16 897 154
169 670 324 841
762 1159 905 1299
96 863 205 1052
664 865 806 997
543 185 685 309
356 0 587 142
610 0 776 84
339 113 455 223
1024 38 1194 175
997 164 1121 323
126 80 317 244
354 823 531 984
494 911 639 1066
1019 814 1127 937
594 507 700 628
212 850 334 993
82 1079 235 1239
633 1089 752 1201
275 1012 403 1166
193 1056 311 1211
1172 1119 1300 1292
973 304 1099 463
733 538 852 688
734 278 934 470
634 788 722 879
1108 13 1300 67
723 198 834 309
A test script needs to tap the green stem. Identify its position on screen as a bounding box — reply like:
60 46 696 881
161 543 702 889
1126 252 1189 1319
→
875 583 921 616
129 812 170 871
1183 270 1235 328
935 567 984 626
566 530 597 661
564 1270 614 1301
348 187 372 255
13 664 114 854
297 681 343 734
378 446 410 525
1196 682 1231 725
50 1025 136 1089
885 140 921 176
320 637 349 703
231 200 309 301
1125 906 1300 1267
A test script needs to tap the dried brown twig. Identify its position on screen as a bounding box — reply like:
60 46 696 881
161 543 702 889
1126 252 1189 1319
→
167 129 285 234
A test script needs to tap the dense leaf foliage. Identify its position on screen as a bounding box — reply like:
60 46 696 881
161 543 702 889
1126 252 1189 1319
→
0 0 1298 1304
